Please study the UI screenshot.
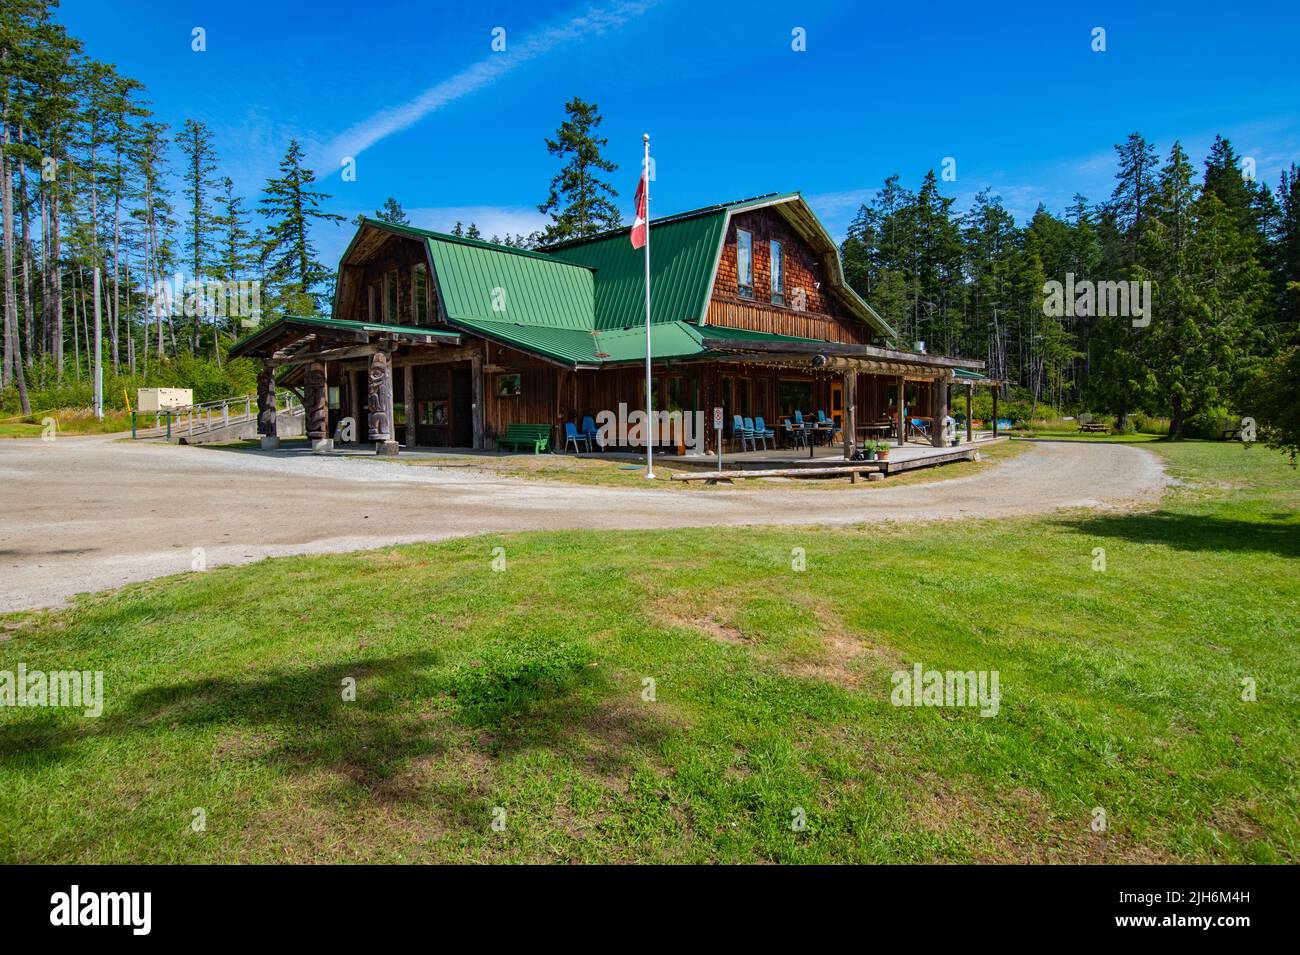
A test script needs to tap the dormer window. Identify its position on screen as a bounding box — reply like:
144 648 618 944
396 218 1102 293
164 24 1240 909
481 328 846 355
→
770 240 784 306
736 228 753 298
413 264 430 324
384 269 398 323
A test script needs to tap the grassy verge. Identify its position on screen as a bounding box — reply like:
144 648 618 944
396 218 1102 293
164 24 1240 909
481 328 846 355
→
0 441 1295 863
0 408 134 438
1009 430 1166 444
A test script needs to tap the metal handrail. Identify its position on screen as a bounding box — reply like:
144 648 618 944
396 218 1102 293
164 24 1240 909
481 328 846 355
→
131 392 300 439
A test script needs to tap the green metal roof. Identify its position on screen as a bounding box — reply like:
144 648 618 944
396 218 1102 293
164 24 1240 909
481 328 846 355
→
695 325 831 347
333 196 899 365
444 317 870 369
425 236 595 329
447 317 707 366
229 314 460 358
544 212 727 329
952 368 992 382
357 217 566 264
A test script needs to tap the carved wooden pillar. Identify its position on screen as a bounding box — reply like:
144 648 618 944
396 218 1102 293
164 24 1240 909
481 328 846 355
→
305 361 331 452
932 374 949 448
368 350 397 454
257 363 278 449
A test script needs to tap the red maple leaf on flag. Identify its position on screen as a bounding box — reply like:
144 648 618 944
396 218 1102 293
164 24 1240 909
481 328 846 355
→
630 170 647 249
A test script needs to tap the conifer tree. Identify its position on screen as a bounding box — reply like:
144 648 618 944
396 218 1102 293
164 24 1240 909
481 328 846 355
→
176 118 219 352
538 97 621 243
257 139 343 316
374 196 408 225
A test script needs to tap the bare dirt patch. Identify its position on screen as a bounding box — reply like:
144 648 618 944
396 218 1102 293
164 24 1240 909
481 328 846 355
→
913 774 1175 863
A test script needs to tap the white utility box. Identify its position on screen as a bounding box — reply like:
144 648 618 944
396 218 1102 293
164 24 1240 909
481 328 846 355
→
137 388 193 412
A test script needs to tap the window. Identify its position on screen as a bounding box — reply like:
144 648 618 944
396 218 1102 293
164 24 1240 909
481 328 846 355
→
736 229 753 298
384 270 398 323
778 379 813 419
412 264 430 324
770 240 784 306
495 373 522 397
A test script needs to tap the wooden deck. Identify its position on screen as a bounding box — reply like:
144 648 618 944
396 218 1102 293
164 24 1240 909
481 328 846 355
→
582 435 1006 475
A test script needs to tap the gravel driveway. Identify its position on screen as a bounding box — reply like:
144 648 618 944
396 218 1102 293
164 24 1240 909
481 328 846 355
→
0 435 1168 612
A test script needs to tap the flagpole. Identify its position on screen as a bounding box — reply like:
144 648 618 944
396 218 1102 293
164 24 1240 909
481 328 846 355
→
642 132 654 479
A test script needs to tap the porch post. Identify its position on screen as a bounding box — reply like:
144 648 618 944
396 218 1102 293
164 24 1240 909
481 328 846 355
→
895 374 905 447
966 383 973 443
368 349 399 455
842 368 856 460
471 351 484 449
932 374 949 448
306 361 332 453
404 364 416 448
257 363 279 450
992 386 1000 438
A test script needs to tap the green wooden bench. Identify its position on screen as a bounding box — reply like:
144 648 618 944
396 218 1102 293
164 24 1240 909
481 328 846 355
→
497 423 552 454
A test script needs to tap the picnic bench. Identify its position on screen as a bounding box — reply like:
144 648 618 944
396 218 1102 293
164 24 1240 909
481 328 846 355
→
1078 421 1110 433
497 423 552 454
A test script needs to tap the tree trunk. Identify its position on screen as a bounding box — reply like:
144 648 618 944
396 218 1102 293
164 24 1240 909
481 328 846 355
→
53 189 64 378
1168 395 1185 441
18 127 35 370
71 267 81 383
3 115 32 413
111 140 122 369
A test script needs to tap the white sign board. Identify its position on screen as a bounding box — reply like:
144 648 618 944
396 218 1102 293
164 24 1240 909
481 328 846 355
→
137 388 193 412
713 406 724 430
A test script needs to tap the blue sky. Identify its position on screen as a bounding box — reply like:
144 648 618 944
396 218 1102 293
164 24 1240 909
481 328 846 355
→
62 0 1300 267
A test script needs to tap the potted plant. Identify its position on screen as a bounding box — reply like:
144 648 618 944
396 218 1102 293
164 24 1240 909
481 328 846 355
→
875 441 891 461
862 440 879 461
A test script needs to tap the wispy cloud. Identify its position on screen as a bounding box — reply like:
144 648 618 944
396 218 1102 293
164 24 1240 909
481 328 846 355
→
312 0 659 174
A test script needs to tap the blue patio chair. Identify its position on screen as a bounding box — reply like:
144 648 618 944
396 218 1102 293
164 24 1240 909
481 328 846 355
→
581 415 600 449
910 417 930 440
753 416 776 449
743 417 766 451
564 421 589 453
733 414 754 451
817 410 832 428
817 410 838 444
782 417 806 448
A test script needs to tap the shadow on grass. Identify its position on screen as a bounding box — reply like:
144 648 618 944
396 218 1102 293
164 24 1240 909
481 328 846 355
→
1057 509 1300 559
0 648 672 806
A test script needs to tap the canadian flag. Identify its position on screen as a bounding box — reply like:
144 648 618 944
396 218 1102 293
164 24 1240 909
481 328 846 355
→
630 169 648 249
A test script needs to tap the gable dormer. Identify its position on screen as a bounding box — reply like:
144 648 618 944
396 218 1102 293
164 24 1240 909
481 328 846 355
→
706 195 892 346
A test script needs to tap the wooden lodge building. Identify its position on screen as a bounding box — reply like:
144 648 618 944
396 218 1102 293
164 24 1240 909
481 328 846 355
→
230 192 990 456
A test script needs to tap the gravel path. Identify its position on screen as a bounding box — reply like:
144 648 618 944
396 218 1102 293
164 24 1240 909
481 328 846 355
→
0 435 1169 611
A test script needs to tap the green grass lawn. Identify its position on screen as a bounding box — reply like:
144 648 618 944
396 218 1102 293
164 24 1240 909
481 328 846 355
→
0 441 1295 863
